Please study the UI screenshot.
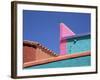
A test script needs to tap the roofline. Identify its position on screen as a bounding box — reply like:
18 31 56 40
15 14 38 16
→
61 33 90 41
23 40 58 56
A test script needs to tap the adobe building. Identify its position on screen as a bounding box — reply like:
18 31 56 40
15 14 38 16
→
23 23 91 68
23 40 58 67
60 23 90 55
23 34 91 68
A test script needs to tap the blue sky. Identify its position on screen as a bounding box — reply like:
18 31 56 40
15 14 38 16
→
23 10 91 54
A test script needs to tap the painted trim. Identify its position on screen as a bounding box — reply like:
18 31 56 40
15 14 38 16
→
61 33 90 41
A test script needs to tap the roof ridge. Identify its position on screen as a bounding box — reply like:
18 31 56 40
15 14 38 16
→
23 40 58 56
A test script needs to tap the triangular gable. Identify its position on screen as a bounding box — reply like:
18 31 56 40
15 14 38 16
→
60 23 75 40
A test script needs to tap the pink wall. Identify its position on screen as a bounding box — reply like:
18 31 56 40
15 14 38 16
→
60 23 75 55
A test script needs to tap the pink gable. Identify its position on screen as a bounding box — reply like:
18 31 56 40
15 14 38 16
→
60 23 75 40
60 23 75 55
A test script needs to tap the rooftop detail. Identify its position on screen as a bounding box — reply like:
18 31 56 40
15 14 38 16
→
61 33 90 41
23 40 58 56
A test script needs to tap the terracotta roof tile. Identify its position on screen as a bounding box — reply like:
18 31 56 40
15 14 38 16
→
23 40 58 56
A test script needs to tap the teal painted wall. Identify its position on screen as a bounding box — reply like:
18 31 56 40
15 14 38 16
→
25 56 91 69
67 35 90 54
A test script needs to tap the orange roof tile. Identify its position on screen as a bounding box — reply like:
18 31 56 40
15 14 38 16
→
23 40 58 56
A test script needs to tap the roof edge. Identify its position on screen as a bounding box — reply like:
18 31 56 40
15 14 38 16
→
23 40 58 56
61 33 90 41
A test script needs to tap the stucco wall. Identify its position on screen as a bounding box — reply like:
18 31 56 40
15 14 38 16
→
66 35 90 54
23 46 36 63
23 44 56 64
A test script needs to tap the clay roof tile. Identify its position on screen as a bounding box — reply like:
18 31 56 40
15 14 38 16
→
23 40 58 56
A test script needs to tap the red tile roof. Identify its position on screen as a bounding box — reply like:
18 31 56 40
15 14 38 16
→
23 40 58 56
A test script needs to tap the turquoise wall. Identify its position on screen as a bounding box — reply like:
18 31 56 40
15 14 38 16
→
25 56 91 69
67 35 90 54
